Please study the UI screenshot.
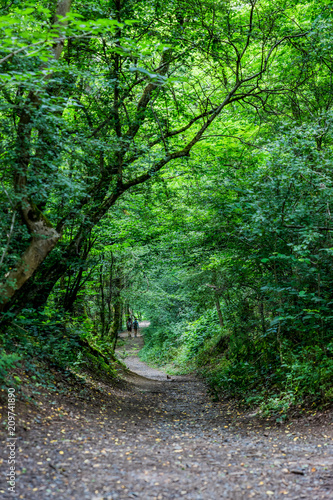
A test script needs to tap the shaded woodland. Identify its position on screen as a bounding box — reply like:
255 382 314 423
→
1 0 333 418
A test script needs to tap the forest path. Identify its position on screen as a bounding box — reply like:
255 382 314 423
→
3 328 333 500
112 328 332 499
116 324 168 381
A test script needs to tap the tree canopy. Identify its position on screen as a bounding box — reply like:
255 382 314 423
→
1 0 333 416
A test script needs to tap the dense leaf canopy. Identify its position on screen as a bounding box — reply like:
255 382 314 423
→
1 0 333 413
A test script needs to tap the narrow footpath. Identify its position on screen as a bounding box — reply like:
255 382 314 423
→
1 328 332 499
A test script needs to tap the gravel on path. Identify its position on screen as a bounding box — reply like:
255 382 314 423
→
1 332 332 500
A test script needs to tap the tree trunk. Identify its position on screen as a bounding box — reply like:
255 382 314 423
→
0 208 61 311
99 261 105 338
0 0 72 312
110 276 121 351
214 294 229 353
215 295 224 330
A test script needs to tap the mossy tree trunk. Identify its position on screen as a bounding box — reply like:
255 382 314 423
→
110 275 122 352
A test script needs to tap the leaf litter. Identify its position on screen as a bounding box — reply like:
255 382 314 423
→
0 334 332 499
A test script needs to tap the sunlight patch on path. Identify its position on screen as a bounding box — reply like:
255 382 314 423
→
116 323 170 381
123 354 169 381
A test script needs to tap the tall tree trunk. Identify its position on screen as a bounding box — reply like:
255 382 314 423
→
214 294 229 353
110 275 121 351
105 252 114 334
99 260 105 338
0 0 72 312
215 295 224 330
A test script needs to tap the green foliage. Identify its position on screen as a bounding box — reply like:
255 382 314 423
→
1 0 333 415
181 310 220 356
0 307 118 383
136 117 333 414
10 309 82 366
140 309 221 373
0 351 20 387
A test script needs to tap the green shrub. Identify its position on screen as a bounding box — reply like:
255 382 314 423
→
0 351 21 387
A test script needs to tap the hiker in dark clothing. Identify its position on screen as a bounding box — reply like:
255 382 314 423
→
133 317 139 337
126 317 132 338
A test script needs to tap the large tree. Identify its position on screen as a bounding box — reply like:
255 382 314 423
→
0 0 308 317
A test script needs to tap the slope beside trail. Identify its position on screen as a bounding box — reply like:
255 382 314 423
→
1 326 333 500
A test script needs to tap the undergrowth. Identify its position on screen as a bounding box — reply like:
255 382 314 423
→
0 308 121 391
140 308 333 421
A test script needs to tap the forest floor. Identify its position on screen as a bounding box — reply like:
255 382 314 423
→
1 327 333 499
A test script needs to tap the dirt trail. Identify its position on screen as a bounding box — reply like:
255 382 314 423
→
1 328 333 499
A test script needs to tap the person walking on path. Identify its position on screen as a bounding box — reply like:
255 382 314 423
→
133 317 139 337
126 317 132 338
